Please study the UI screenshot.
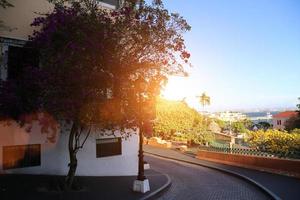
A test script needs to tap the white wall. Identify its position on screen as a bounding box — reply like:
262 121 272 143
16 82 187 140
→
0 0 54 41
272 118 287 130
0 0 116 41
0 120 139 176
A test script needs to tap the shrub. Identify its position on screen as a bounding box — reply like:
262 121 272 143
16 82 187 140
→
247 129 300 154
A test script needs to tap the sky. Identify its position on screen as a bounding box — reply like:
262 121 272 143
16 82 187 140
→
160 0 300 112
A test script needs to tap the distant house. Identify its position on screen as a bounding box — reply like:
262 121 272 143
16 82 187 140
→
0 0 140 177
210 111 247 122
272 111 298 130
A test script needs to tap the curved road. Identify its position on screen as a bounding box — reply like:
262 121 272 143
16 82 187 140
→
145 155 271 200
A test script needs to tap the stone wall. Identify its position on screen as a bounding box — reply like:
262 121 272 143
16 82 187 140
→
197 150 300 177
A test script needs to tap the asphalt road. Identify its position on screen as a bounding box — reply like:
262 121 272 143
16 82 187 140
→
145 155 271 200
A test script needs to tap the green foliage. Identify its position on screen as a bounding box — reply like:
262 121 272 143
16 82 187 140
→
243 119 254 129
197 92 210 111
291 128 300 134
285 98 300 131
285 116 300 131
154 99 195 138
210 140 229 148
215 119 226 129
153 98 213 143
231 121 247 133
208 120 221 133
185 120 215 145
247 129 300 154
222 119 252 133
256 121 271 130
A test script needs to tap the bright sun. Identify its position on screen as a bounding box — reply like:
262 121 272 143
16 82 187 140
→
161 76 201 110
162 77 189 100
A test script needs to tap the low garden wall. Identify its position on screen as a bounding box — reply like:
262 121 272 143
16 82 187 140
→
146 137 172 149
197 150 300 177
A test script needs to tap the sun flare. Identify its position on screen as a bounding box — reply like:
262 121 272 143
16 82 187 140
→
161 76 201 110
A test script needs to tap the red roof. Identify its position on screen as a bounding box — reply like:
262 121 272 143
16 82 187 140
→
273 111 298 118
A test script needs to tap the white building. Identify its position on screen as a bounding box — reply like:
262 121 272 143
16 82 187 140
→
0 0 139 176
0 0 122 78
0 118 139 176
210 111 247 122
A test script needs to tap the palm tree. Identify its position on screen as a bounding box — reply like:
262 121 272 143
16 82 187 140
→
197 92 210 112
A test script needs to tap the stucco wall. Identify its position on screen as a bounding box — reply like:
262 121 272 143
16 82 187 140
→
272 117 287 130
0 0 54 41
0 120 139 176
0 0 117 41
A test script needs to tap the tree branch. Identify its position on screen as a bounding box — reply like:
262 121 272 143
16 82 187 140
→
79 126 91 149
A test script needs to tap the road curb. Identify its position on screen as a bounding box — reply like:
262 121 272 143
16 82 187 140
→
145 151 281 200
140 172 172 200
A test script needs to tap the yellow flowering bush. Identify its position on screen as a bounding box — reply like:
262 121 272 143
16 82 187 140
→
247 129 300 154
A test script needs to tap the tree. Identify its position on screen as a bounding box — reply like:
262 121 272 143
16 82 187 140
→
197 92 210 111
187 115 214 145
0 0 191 190
285 97 300 131
257 121 271 130
285 116 300 132
154 98 212 144
228 119 252 134
231 121 247 133
208 120 221 133
215 119 226 130
154 98 197 139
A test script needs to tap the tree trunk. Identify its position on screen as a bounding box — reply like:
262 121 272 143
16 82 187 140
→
65 121 79 190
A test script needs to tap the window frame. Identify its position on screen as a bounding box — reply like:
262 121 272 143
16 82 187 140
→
96 137 122 158
0 37 26 81
3 144 41 170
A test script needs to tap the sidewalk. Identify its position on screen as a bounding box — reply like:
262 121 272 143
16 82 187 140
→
0 169 170 200
144 145 300 200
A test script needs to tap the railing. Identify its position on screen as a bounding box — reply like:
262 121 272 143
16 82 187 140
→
198 146 300 160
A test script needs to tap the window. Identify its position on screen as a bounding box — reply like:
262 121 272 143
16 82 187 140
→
3 144 41 170
277 120 281 125
96 138 122 157
7 46 39 80
99 0 120 7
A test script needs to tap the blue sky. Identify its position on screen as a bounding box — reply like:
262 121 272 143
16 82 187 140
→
161 0 300 112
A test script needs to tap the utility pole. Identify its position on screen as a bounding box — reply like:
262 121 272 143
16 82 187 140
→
137 115 146 181
133 77 150 193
